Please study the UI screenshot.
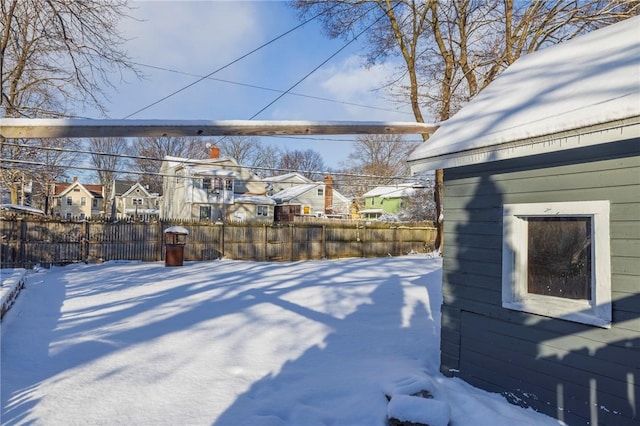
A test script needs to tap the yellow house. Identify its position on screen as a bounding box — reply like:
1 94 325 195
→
51 177 104 219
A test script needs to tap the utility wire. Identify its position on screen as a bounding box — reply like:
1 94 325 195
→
249 3 389 119
130 61 414 117
123 5 340 119
3 157 431 189
3 139 430 186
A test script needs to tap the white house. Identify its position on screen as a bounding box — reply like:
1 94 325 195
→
160 148 274 222
267 174 350 221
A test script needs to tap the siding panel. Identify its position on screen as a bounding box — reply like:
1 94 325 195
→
440 141 639 425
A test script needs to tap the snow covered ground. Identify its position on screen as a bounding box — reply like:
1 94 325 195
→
1 255 562 425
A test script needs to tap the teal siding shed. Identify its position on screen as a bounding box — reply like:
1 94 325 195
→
409 17 639 426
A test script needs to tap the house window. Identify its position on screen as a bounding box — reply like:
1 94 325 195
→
225 179 233 191
79 213 86 220
202 178 211 190
92 199 98 208
66 197 72 206
200 205 212 220
65 213 72 219
317 188 324 196
81 197 87 206
257 205 268 217
502 201 611 328
57 199 61 207
132 198 143 205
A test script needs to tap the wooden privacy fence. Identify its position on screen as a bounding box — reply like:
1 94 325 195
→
0 216 436 268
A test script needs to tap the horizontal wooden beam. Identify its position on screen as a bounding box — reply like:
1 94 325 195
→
0 118 438 139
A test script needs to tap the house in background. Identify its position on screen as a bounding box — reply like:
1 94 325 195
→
160 147 274 222
50 177 104 219
267 174 350 221
110 181 161 219
360 184 424 220
408 17 639 425
263 172 313 194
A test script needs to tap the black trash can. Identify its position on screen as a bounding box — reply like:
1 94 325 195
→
164 226 189 267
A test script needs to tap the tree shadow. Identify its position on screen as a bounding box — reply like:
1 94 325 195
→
213 272 440 426
442 142 639 425
0 257 440 425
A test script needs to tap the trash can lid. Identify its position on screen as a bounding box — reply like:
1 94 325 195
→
164 226 189 235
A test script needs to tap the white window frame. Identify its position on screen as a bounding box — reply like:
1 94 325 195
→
502 201 611 328
257 205 268 217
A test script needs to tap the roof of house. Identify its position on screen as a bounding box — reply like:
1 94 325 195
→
271 184 320 203
409 16 640 172
263 172 312 184
113 180 137 196
363 184 422 199
235 195 276 205
54 181 103 198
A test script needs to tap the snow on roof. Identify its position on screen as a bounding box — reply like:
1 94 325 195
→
363 184 421 199
0 204 45 215
188 168 235 177
164 226 189 234
234 194 276 205
271 183 319 202
409 17 640 169
262 172 312 183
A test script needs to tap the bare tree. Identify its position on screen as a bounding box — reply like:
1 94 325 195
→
292 0 638 252
278 149 326 181
32 138 81 214
251 145 284 178
1 0 139 117
87 137 128 208
216 136 262 165
128 136 209 194
1 0 140 205
347 134 419 184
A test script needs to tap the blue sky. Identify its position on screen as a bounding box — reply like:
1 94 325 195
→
82 0 418 169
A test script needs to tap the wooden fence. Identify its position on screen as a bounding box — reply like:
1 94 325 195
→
0 216 436 268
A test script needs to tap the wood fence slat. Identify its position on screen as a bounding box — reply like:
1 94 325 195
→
0 216 435 268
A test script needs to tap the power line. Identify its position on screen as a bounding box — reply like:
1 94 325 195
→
3 139 429 186
249 3 387 119
3 157 429 189
129 61 414 117
123 5 340 119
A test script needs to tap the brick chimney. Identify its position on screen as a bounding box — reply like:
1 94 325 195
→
324 174 333 214
73 176 78 183
209 145 220 159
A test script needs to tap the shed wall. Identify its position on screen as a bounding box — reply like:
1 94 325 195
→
440 137 639 425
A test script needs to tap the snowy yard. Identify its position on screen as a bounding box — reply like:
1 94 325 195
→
1 255 561 425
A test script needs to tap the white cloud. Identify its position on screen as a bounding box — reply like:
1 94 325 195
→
123 2 263 72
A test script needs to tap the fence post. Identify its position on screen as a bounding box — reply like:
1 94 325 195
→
263 223 267 261
156 220 163 261
321 225 326 259
218 221 225 259
17 217 25 268
82 220 90 263
289 224 294 261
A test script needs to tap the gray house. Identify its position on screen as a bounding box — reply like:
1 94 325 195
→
408 17 639 425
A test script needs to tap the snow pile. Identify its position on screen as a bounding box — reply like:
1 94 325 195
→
1 256 562 425
0 268 27 319
387 395 450 426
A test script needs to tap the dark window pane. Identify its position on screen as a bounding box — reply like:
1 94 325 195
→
200 206 211 220
527 217 591 300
